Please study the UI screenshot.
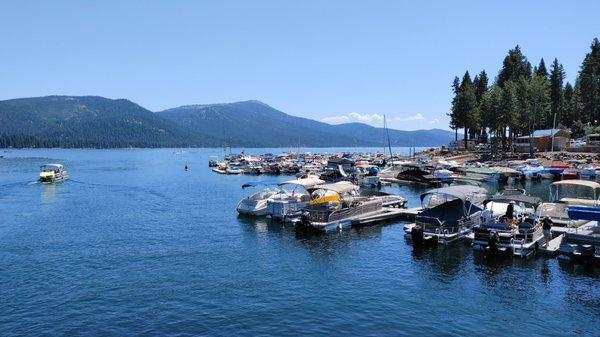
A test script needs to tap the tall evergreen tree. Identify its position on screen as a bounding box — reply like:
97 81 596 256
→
480 85 503 137
454 72 479 149
472 70 489 140
498 80 518 149
528 75 551 132
448 76 461 141
473 70 489 103
578 38 600 124
549 58 566 126
498 45 531 88
562 82 575 127
535 58 548 78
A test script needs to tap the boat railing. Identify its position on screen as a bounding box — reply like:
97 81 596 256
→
328 200 382 222
416 217 461 234
307 200 382 223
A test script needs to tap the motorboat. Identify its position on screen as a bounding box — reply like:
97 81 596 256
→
465 167 500 183
299 182 384 232
520 165 545 180
378 160 413 179
432 169 454 184
39 164 69 183
236 180 281 216
226 165 243 175
489 166 522 183
208 156 219 167
561 167 579 180
578 166 597 179
558 206 600 263
395 164 440 185
266 176 324 221
212 162 228 174
537 180 600 228
404 185 487 246
547 180 600 207
354 164 381 188
473 194 545 257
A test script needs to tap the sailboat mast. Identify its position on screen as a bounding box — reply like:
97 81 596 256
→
384 115 392 157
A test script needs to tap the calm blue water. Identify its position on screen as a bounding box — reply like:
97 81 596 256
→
1 149 598 337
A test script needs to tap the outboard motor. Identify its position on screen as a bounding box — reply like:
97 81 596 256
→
486 231 500 256
300 212 310 226
411 225 425 246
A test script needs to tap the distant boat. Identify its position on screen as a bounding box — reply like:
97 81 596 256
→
39 164 69 183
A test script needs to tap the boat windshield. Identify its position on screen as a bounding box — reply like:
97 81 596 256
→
550 183 599 204
248 188 280 201
40 164 62 173
310 189 339 200
423 194 458 208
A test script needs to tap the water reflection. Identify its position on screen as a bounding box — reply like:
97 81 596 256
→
410 244 472 282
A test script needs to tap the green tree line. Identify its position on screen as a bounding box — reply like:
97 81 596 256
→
449 38 600 149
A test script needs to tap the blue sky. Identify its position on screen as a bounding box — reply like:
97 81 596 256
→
1 1 598 130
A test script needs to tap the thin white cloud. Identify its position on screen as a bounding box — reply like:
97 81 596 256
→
321 115 350 124
394 113 425 122
322 112 383 124
428 118 440 124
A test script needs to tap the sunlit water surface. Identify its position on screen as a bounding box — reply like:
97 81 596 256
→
1 148 598 336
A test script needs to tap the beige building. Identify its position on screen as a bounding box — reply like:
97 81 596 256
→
513 129 570 153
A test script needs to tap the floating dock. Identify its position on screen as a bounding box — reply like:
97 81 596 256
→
351 207 422 227
538 234 564 256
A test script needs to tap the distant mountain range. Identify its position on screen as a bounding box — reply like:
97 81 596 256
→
0 96 456 148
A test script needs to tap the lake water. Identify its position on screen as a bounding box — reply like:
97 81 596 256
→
1 149 599 336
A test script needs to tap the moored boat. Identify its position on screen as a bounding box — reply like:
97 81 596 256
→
267 176 324 221
299 182 384 232
473 194 545 257
236 180 281 216
404 185 487 246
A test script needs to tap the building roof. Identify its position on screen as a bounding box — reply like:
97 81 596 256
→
517 128 567 139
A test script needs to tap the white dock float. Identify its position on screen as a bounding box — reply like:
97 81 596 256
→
351 207 422 227
538 234 564 256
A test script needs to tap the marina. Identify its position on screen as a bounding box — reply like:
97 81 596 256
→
211 147 600 263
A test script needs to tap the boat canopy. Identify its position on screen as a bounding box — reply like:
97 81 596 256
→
483 195 542 207
241 180 280 189
309 181 359 194
40 164 63 171
278 176 324 187
490 166 520 175
418 198 482 228
551 180 600 189
420 185 487 202
466 167 497 174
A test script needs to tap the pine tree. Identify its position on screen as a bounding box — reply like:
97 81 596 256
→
454 72 479 149
472 70 489 141
535 58 548 78
549 58 566 126
498 80 518 150
498 45 531 88
563 82 575 127
578 38 600 124
448 76 462 141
